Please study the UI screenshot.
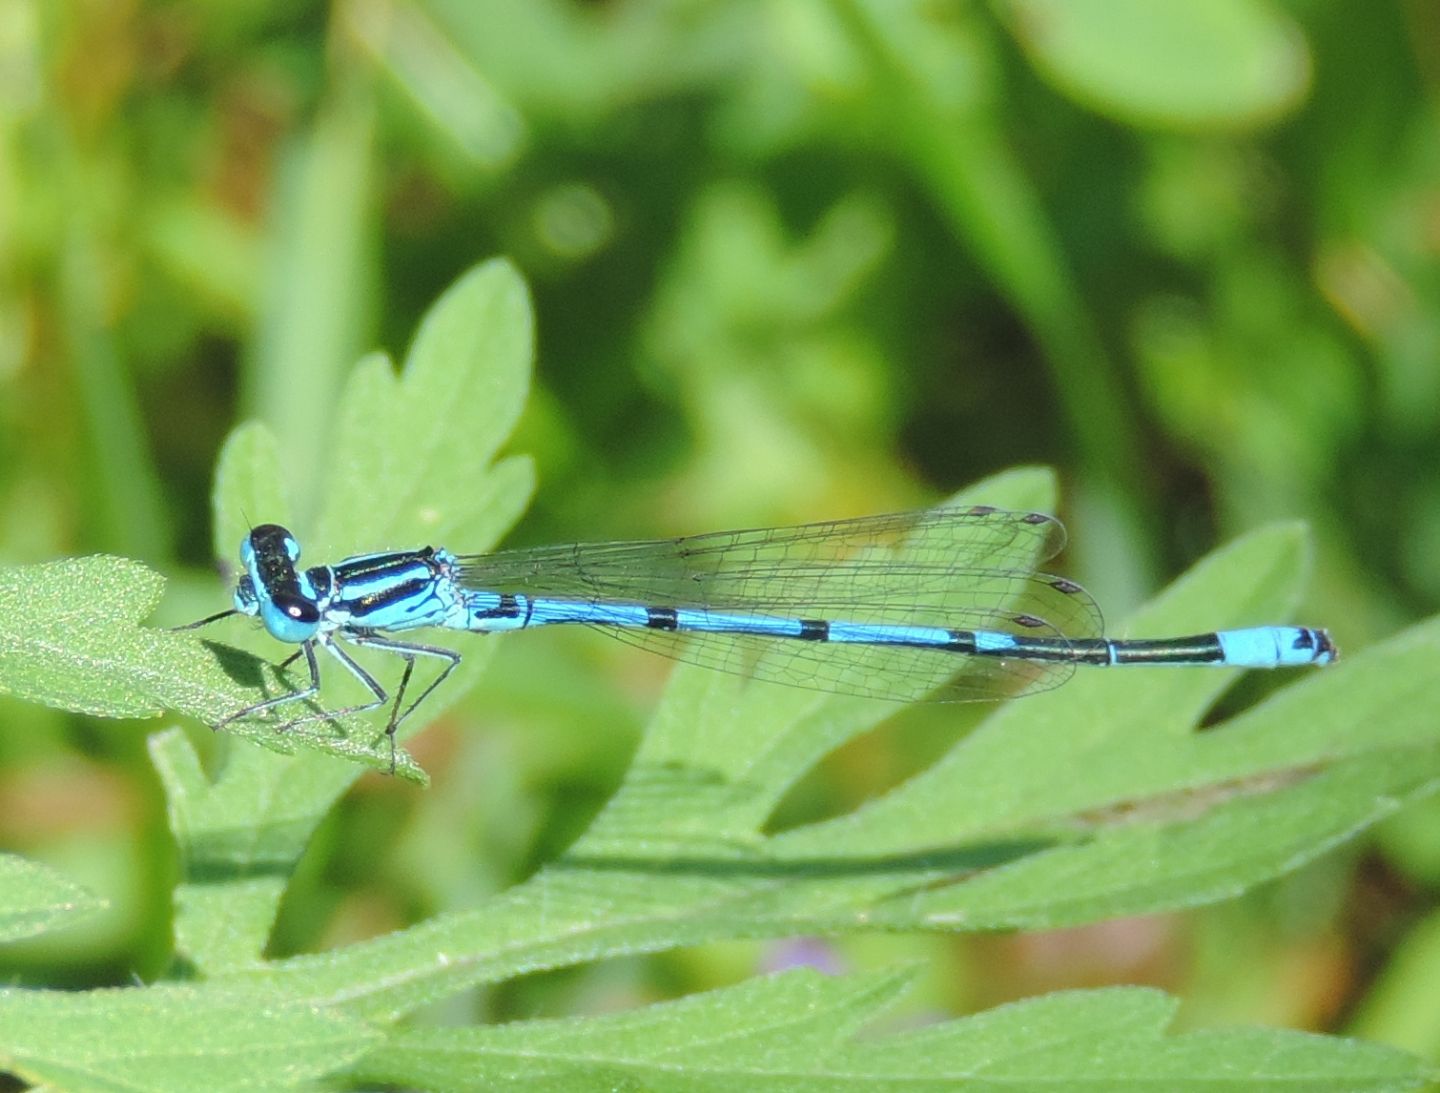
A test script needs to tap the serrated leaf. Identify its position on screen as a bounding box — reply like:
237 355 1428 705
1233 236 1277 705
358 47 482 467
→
201 257 537 765
774 522 1329 859
310 256 534 556
0 854 105 943
0 260 539 969
157 258 536 778
351 972 1424 1092
155 258 537 970
0 556 177 719
149 727 364 972
0 554 427 781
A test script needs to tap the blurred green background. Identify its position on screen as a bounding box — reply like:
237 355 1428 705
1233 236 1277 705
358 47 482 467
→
1 0 1438 1057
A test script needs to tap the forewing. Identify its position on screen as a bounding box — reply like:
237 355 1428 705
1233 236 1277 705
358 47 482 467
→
458 506 1101 702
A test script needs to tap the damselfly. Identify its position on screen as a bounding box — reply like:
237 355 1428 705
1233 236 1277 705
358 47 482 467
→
184 507 1336 770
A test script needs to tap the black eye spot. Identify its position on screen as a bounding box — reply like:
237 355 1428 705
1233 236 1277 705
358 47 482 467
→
272 593 319 624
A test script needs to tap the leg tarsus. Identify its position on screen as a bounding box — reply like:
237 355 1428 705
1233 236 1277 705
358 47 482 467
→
270 639 391 730
346 634 462 775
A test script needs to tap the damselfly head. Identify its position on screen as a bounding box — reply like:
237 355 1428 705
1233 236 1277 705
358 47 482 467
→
236 523 323 643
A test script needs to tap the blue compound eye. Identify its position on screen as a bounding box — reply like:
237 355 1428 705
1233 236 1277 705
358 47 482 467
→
233 576 259 616
260 592 321 643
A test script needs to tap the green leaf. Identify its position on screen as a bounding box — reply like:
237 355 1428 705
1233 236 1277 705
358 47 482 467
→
0 556 174 720
17 439 1422 1085
998 0 1311 130
0 854 105 943
901 749 1439 930
0 983 378 1092
149 727 363 973
309 255 534 556
353 971 1424 1092
771 532 1440 932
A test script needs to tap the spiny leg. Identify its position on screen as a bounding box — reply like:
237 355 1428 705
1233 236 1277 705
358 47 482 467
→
269 638 394 735
216 640 323 730
230 638 395 770
349 636 461 729
345 633 462 772
177 607 319 730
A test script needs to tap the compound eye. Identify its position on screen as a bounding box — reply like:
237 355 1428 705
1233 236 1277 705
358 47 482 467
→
244 524 302 565
271 592 320 625
233 576 259 614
